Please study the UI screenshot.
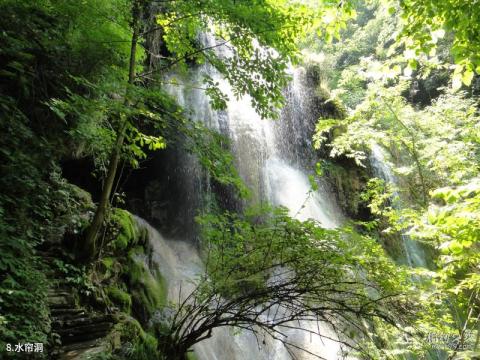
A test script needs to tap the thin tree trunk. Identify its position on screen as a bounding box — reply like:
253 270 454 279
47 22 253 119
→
82 0 141 260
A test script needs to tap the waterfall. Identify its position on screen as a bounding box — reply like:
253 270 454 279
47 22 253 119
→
139 34 349 359
369 144 426 267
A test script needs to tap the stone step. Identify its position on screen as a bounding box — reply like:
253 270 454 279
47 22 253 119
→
59 344 107 360
50 278 69 283
59 328 112 345
45 269 66 276
48 294 74 300
58 339 99 353
48 296 76 309
52 312 88 322
51 308 86 317
53 314 114 329
56 321 113 336
37 251 59 259
48 284 70 290
40 247 117 358
48 289 71 295
52 317 90 329
49 283 72 291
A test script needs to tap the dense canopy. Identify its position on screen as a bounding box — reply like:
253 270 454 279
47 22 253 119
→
1 0 479 359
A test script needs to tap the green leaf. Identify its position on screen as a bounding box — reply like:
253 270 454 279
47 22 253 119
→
462 69 474 86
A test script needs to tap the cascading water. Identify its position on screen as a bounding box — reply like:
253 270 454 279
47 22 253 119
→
369 144 426 268
139 34 348 359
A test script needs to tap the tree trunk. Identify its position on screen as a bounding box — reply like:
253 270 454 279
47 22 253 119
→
82 0 141 260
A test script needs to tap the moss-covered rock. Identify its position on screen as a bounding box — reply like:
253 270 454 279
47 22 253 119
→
60 184 96 252
67 183 96 211
66 184 96 234
303 61 347 120
314 86 348 119
108 208 149 252
106 285 132 313
326 161 370 220
377 230 407 263
103 314 159 359
126 246 168 325
83 209 171 357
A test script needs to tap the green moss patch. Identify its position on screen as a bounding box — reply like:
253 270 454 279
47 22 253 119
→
106 285 132 313
104 315 158 359
108 208 148 252
187 351 199 360
126 247 168 324
67 183 95 212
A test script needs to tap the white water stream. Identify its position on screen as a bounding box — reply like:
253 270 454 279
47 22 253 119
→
369 144 426 268
139 34 349 359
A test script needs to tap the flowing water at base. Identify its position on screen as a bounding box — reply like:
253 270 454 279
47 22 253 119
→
135 217 343 360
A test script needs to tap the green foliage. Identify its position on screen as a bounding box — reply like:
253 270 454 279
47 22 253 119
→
316 83 480 202
307 1 480 355
53 259 96 298
155 205 415 358
398 0 480 87
185 125 250 199
305 0 359 45
48 78 170 172
335 67 369 109
302 1 395 102
315 79 480 340
360 178 396 218
408 182 480 342
198 204 411 314
154 0 314 119
0 1 144 322
0 96 86 350
0 252 50 353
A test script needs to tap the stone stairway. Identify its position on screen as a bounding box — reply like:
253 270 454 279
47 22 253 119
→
41 250 115 359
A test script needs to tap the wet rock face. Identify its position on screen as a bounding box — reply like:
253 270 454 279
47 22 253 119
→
326 160 371 221
122 147 205 240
